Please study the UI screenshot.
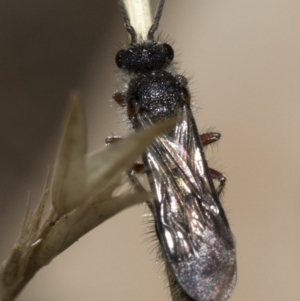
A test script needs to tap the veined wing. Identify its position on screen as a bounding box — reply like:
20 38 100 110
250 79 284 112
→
137 107 237 301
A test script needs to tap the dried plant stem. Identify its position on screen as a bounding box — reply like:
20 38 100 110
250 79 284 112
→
123 0 152 39
0 96 176 301
0 207 58 301
0 195 146 301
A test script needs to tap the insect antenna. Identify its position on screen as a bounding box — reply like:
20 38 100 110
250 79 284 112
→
117 0 137 44
147 0 165 40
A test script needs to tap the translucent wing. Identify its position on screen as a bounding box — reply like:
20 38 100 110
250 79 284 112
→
137 107 237 301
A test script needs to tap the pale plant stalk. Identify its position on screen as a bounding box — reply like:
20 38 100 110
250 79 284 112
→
123 0 152 40
0 94 176 301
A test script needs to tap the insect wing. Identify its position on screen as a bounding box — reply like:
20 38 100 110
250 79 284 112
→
138 108 237 301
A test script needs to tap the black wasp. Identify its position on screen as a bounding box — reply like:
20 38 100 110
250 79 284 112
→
108 1 237 300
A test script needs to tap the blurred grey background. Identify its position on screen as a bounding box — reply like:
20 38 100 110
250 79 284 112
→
1 0 300 300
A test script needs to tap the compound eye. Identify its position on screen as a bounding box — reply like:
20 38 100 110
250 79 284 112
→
162 43 174 62
116 49 126 69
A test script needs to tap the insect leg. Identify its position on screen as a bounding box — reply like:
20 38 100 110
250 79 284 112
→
105 135 123 145
209 167 226 196
112 92 127 107
200 132 221 146
200 132 226 194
